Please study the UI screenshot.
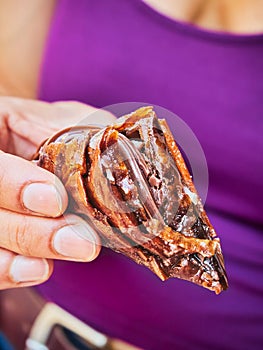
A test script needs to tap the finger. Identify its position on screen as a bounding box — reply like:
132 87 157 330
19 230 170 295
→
0 210 101 262
0 151 68 217
0 98 59 150
52 101 117 126
3 98 117 150
0 248 53 290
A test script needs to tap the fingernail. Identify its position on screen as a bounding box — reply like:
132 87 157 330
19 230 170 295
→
53 224 98 261
22 182 63 217
9 256 49 283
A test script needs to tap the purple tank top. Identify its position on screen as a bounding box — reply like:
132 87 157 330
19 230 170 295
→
37 1 263 349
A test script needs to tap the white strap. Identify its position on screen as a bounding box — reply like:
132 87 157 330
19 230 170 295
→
25 302 108 350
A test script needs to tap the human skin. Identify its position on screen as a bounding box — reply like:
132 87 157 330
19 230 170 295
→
143 0 263 34
0 97 116 289
0 0 262 289
1 0 263 98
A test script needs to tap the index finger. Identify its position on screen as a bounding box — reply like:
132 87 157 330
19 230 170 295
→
0 151 68 217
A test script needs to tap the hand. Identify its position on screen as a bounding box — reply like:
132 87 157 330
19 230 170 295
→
0 97 116 290
0 96 116 158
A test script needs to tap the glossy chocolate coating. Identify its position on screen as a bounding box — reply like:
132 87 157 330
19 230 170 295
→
35 107 228 293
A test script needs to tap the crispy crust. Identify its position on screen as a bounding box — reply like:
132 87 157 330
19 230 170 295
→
36 107 228 294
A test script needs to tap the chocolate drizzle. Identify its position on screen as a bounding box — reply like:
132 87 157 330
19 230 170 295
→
35 107 228 294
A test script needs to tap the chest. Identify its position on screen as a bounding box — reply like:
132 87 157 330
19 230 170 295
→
39 1 263 223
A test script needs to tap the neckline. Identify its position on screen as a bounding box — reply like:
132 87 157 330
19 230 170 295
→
136 0 263 44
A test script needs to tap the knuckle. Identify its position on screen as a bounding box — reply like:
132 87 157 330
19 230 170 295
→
0 164 7 195
0 114 8 141
12 217 34 256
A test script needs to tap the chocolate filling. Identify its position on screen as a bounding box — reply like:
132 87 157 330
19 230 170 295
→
35 107 228 294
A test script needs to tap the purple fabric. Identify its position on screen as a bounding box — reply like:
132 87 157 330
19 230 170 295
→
37 0 263 349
